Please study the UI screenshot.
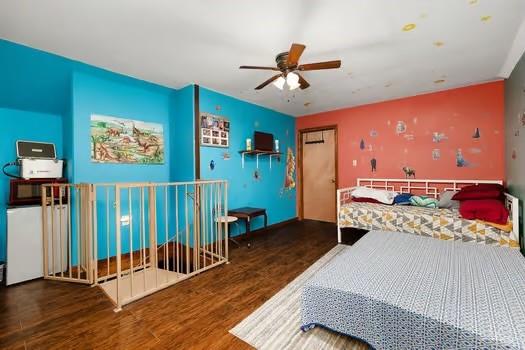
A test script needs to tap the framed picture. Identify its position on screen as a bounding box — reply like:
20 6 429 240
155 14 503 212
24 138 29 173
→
90 114 164 164
200 113 230 148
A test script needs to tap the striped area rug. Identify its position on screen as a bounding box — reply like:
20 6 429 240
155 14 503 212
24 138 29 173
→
229 245 369 350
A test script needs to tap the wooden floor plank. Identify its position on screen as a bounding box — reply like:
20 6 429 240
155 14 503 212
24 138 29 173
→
0 220 365 349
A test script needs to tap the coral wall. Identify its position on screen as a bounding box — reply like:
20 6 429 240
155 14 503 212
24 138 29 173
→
297 82 505 188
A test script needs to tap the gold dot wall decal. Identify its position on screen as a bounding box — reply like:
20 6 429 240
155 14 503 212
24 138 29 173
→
469 0 478 4
434 41 444 47
481 15 492 22
304 102 311 107
434 79 446 84
402 23 416 32
384 83 392 88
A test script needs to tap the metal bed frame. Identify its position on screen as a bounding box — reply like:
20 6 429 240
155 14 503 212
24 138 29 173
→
337 178 520 247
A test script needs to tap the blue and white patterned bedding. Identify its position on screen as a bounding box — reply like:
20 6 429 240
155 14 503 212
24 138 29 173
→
301 231 525 349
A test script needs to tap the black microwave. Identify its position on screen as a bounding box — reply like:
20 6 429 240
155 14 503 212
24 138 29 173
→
9 178 67 206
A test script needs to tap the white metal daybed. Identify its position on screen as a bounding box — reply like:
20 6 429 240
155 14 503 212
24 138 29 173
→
336 178 521 249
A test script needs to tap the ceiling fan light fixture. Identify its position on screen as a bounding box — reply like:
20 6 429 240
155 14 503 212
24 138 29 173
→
286 72 300 90
273 76 286 90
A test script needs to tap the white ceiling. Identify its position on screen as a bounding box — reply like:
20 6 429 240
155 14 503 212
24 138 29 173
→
1 0 525 116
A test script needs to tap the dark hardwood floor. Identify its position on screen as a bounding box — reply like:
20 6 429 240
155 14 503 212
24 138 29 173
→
0 220 366 350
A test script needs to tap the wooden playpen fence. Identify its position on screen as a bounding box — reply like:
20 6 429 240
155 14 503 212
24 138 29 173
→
41 180 228 311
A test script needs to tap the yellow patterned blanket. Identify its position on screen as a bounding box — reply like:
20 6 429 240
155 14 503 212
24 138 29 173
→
339 202 519 248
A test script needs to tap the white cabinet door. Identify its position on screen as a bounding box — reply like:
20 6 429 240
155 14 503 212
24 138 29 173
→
6 205 68 285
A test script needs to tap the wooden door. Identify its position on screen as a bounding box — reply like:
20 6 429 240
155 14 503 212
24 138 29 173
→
301 128 337 222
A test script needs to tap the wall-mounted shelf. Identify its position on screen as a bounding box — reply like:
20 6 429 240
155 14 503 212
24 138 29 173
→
239 150 282 169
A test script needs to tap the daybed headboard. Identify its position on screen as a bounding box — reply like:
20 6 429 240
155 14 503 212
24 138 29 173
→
336 178 520 248
356 178 503 198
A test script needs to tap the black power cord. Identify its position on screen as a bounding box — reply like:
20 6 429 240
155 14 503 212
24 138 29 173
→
2 161 22 179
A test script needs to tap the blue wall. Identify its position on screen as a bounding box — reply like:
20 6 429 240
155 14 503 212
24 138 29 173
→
199 87 297 236
170 85 196 182
0 109 63 261
71 71 173 183
0 39 298 263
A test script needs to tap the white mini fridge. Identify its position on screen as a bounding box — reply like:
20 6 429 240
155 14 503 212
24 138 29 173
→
6 205 68 285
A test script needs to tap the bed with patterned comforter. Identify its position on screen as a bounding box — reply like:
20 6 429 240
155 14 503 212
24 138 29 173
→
301 231 525 349
339 202 519 248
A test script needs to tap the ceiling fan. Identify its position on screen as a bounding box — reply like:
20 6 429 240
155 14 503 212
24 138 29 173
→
239 43 341 91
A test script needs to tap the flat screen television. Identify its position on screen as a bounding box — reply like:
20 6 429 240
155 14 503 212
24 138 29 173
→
254 131 274 151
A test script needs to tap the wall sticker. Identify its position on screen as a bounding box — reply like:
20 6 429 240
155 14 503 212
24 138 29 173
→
396 121 407 134
456 149 469 167
402 166 416 178
360 139 365 150
432 132 447 143
371 158 377 172
432 149 441 160
283 147 296 191
472 127 481 139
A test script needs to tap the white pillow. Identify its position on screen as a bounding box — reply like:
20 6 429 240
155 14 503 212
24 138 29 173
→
351 186 398 204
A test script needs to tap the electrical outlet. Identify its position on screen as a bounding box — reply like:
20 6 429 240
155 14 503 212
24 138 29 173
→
352 159 357 167
121 215 130 226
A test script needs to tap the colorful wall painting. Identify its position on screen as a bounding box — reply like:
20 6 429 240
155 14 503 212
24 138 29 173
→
297 81 505 187
472 127 481 139
370 129 378 137
371 158 377 172
359 139 365 150
200 113 230 148
284 147 296 190
90 114 164 164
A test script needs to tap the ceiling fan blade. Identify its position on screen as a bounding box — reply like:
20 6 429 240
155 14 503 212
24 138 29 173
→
287 43 306 66
240 65 280 71
298 60 341 71
255 74 282 90
296 73 310 89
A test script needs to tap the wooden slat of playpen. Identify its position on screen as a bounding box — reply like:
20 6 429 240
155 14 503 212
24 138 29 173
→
214 183 219 262
58 186 64 277
201 184 206 268
128 188 134 297
76 187 80 280
85 185 93 283
67 186 72 279
148 186 158 288
224 182 228 262
185 184 190 275
41 189 49 277
106 187 110 281
50 188 56 277
115 185 122 310
164 185 169 283
141 187 146 291
175 186 180 275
